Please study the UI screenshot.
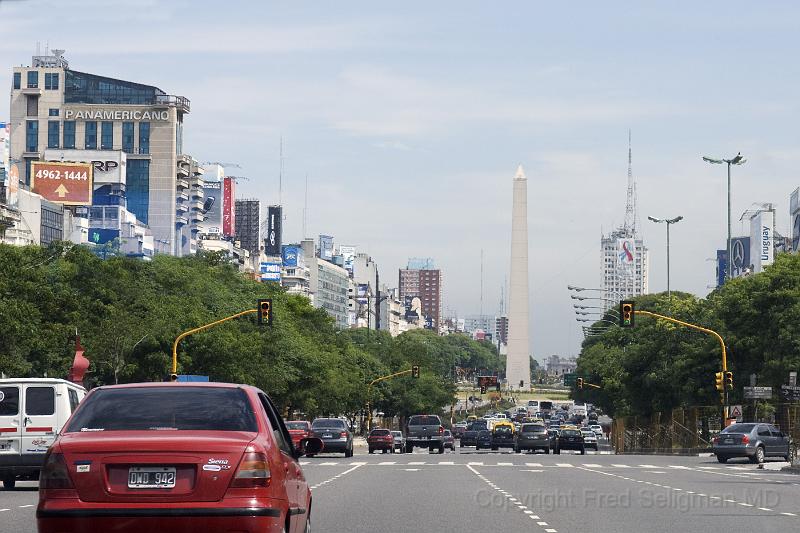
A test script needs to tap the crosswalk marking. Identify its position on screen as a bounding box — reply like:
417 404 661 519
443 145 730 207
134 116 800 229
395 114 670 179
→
555 463 573 467
582 463 602 468
378 461 396 465
497 462 513 466
668 465 690 469
638 464 659 468
319 462 339 466
438 461 455 465
408 461 426 465
525 462 543 467
611 464 630 468
468 461 484 465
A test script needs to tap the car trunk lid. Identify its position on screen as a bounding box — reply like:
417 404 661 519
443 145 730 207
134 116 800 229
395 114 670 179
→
59 430 256 503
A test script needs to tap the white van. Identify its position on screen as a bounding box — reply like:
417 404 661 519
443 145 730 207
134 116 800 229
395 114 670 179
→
0 378 86 489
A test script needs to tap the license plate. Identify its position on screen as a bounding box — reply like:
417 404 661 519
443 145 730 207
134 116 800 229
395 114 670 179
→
128 466 176 489
724 439 733 444
323 433 332 438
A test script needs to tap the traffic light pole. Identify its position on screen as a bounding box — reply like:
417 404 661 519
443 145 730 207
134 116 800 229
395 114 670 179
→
634 309 730 426
170 308 258 379
366 368 414 432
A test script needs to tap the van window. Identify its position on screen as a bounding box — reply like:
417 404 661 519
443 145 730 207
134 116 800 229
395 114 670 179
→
0 387 20 416
68 389 79 412
26 387 55 416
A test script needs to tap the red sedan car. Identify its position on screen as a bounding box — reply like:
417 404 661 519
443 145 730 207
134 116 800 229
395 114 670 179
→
367 428 395 454
285 421 313 453
37 382 321 533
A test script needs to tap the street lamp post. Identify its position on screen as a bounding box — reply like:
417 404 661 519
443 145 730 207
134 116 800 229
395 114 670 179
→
647 215 683 302
703 153 746 282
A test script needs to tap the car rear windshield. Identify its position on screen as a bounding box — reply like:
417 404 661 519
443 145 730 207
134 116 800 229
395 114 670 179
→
312 418 347 429
286 421 309 430
722 423 755 433
370 429 390 436
495 426 512 434
66 387 257 432
522 424 545 433
409 415 441 426
469 421 488 430
561 429 580 437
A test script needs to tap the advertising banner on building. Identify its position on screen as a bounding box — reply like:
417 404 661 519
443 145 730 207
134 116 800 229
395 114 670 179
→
259 262 282 282
44 149 126 186
201 180 222 234
340 245 356 276
616 238 635 275
222 177 235 236
319 234 334 261
716 249 727 287
7 163 19 207
750 210 774 273
0 122 8 186
282 244 302 267
265 205 282 256
791 188 800 253
31 161 93 205
730 237 751 278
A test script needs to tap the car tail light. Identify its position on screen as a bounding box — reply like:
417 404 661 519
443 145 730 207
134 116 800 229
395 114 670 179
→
439 426 444 434
231 451 271 488
712 437 719 444
40 452 74 490
340 431 348 438
742 435 750 444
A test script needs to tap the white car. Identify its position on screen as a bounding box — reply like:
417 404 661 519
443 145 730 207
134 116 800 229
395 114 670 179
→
580 428 598 450
589 424 604 438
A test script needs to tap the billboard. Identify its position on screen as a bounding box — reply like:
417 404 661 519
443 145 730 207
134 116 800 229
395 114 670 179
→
730 237 751 278
319 234 334 261
259 262 282 282
201 180 222 234
617 238 635 275
282 244 302 267
716 249 727 287
750 210 774 273
44 149 126 186
6 163 19 207
265 205 283 256
222 177 235 236
340 245 356 276
31 161 93 205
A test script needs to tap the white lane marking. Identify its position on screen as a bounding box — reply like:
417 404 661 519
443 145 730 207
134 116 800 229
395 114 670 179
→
438 461 455 465
310 463 364 490
582 463 602 468
522 469 544 472
758 508 773 512
738 503 753 507
668 465 690 469
555 463 573 467
408 461 426 465
611 464 630 468
319 462 338 466
350 461 367 466
468 461 484 466
525 462 543 467
537 522 548 526
638 464 659 468
524 510 534 514
404 468 420 471
782 512 797 516
18 505 34 508
545 530 558 533
0 509 9 512
378 461 396 465
299 461 309 465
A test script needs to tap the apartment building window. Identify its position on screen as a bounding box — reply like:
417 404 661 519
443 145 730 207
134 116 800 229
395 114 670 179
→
47 121 59 149
27 96 38 117
122 122 134 153
27 70 38 88
26 120 38 152
63 121 75 149
85 121 97 149
44 72 59 90
13 72 21 89
48 108 59 117
139 122 150 154
101 121 113 150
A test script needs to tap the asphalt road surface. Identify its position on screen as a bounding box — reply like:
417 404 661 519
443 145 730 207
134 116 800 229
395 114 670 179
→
4 448 799 533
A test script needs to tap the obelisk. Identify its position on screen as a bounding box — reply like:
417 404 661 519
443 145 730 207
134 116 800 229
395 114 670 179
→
506 165 531 391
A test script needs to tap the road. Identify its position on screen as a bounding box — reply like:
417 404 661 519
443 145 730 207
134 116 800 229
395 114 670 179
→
4 448 799 532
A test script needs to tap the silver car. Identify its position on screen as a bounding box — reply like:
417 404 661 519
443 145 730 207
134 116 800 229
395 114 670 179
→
712 423 791 464
391 430 406 453
580 428 598 450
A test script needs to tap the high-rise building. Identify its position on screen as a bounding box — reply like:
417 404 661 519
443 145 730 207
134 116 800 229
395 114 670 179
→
9 50 191 255
399 260 442 330
235 199 261 255
600 133 649 311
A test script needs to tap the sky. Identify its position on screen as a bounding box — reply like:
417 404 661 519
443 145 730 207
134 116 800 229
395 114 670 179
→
2 0 800 362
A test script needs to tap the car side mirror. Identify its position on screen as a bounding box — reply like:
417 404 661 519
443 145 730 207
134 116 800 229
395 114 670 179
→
295 437 324 459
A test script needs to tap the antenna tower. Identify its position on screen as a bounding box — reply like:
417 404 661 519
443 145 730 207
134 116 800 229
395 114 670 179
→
624 130 636 237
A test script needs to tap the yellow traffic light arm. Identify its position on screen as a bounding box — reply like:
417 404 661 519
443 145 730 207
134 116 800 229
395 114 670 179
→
171 308 258 376
634 310 728 372
366 369 414 431
582 382 602 390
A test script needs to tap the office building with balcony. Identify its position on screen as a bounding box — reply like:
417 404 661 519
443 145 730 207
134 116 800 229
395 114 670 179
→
8 50 191 255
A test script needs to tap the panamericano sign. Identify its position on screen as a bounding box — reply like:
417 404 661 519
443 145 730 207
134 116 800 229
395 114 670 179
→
64 108 170 121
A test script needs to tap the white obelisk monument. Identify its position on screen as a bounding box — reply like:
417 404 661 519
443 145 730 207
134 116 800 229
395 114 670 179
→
506 165 531 391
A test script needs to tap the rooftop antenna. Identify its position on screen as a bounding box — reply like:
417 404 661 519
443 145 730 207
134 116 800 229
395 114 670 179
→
624 129 636 237
278 137 284 206
302 173 309 239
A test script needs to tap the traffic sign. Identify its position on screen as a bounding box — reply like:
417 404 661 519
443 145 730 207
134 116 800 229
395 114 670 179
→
728 405 743 420
781 384 800 401
563 373 576 387
31 161 93 205
743 386 772 399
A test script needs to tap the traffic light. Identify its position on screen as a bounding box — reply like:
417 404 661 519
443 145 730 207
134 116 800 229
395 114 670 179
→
258 298 273 326
714 372 724 391
725 371 733 390
411 365 420 379
576 378 584 390
619 301 635 327
480 385 487 394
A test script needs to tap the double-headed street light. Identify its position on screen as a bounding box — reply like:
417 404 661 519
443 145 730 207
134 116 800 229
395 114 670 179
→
647 215 683 302
703 152 746 282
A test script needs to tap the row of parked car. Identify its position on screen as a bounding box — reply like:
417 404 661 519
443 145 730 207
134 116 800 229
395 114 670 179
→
459 418 605 454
